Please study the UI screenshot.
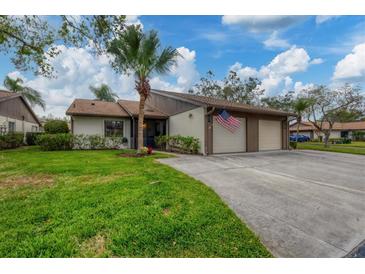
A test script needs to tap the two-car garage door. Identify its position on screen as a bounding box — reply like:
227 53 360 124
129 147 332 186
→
259 120 282 151
212 116 282 153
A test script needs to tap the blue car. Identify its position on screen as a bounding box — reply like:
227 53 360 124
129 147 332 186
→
290 134 310 142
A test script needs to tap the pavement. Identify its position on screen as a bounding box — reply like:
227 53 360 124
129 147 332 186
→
158 150 365 258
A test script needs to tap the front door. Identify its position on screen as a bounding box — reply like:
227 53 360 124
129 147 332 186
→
143 120 166 147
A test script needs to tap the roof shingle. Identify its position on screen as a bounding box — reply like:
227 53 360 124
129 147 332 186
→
118 99 168 118
151 89 294 116
66 99 130 118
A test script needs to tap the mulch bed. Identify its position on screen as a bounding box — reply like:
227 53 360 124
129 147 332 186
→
118 153 152 158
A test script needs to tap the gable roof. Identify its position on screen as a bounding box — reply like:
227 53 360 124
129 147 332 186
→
0 90 41 125
66 98 168 119
151 89 294 116
118 99 168 119
66 99 130 118
289 121 365 131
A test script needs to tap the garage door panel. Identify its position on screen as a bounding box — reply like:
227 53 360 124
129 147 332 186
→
213 117 246 153
259 120 281 151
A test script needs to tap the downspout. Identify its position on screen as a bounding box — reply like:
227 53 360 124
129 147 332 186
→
204 106 215 155
118 102 135 149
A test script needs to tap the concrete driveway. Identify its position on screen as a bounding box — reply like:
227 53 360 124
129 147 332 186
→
158 150 365 258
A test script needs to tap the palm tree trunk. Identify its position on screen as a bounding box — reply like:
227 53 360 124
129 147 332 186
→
296 116 301 143
137 93 146 153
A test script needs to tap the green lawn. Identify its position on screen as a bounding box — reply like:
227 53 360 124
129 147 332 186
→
0 147 271 258
297 141 365 155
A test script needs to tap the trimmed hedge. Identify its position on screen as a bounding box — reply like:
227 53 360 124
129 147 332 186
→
36 133 128 151
44 120 69 134
155 135 200 154
0 133 24 149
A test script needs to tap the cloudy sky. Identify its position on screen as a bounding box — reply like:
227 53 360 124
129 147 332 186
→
0 15 365 117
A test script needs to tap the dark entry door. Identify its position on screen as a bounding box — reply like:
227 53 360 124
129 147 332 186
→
143 120 166 147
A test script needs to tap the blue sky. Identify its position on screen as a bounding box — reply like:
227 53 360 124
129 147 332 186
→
1 15 365 117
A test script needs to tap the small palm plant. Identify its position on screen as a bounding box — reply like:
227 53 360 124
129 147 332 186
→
108 25 181 153
3 76 45 110
89 84 118 102
292 97 312 142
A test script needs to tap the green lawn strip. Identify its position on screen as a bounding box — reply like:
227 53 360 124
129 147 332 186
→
297 142 365 155
0 147 271 258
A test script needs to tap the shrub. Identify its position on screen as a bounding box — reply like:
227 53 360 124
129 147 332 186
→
156 135 200 154
72 134 126 150
26 132 43 145
0 133 24 149
44 119 69 134
329 138 352 144
36 133 73 151
352 131 365 141
289 141 297 149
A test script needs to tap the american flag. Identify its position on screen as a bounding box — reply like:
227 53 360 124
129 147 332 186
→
215 110 241 133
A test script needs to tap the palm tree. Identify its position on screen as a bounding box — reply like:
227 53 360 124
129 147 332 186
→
89 84 118 102
3 76 45 110
108 25 181 152
292 97 312 142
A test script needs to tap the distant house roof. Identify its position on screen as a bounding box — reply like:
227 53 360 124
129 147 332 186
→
118 99 168 119
289 121 365 131
0 90 41 126
151 89 295 116
66 98 168 119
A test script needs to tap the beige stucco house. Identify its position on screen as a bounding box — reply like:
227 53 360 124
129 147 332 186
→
0 90 41 135
66 89 294 155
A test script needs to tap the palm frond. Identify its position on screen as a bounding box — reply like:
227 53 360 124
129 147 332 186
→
153 47 181 75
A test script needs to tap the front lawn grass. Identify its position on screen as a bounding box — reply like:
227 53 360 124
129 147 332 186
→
0 147 271 258
297 142 365 155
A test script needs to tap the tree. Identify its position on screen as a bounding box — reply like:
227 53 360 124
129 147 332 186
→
261 91 295 111
107 25 181 152
3 75 45 109
0 16 126 77
89 84 118 102
189 70 264 105
292 97 313 142
306 84 364 147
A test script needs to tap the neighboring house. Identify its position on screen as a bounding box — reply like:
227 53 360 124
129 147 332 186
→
289 121 365 139
0 90 41 135
66 89 293 155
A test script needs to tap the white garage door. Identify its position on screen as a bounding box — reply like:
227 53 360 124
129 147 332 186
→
259 120 282 151
213 117 246 153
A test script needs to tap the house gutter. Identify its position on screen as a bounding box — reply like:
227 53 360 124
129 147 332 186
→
117 101 135 149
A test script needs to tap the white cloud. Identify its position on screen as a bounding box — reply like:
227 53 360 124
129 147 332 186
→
18 45 137 117
293 81 315 95
125 15 143 28
263 31 290 49
10 44 198 117
230 46 322 95
310 58 324 65
229 62 259 79
222 15 306 32
152 46 199 92
315 16 340 24
332 43 365 82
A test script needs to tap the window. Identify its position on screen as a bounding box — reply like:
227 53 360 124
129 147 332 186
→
104 120 124 137
8 121 15 133
31 126 38 132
